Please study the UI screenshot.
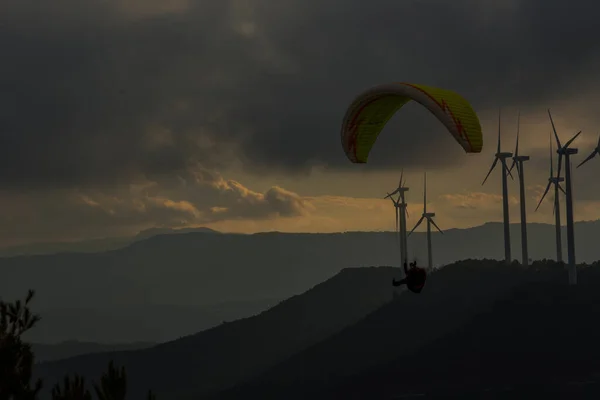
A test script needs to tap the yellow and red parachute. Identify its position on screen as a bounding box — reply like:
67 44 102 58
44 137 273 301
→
341 83 483 163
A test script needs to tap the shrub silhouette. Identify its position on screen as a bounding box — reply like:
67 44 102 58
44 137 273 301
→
93 361 126 400
51 375 92 400
0 289 43 400
1 290 158 400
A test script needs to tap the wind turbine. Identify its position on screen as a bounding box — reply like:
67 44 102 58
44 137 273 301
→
535 130 566 263
408 172 443 271
508 112 530 266
482 110 514 265
385 171 410 267
387 192 402 259
548 109 581 285
577 134 600 168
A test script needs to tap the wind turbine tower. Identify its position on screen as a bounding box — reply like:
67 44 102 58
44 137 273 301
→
535 131 565 263
482 110 514 265
387 192 402 262
385 171 410 267
409 172 443 270
508 112 530 266
548 109 581 285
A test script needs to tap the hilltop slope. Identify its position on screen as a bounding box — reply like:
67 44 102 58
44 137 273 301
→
32 341 155 363
33 267 398 399
219 261 571 399
26 300 277 344
221 263 600 399
340 267 600 399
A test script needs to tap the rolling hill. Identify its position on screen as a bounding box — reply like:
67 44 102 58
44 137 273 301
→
218 260 574 399
222 264 600 399
25 299 277 344
4 220 600 310
32 341 155 363
32 266 399 399
4 220 600 345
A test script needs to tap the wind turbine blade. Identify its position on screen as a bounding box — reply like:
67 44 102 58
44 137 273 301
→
535 182 552 211
423 171 427 213
577 151 597 168
564 130 582 148
408 216 425 236
430 218 444 234
497 108 502 153
516 161 521 176
549 131 554 177
399 169 403 188
558 183 566 195
514 110 520 157
508 159 517 174
504 162 514 180
548 109 562 148
405 204 409 219
386 190 400 199
482 157 498 185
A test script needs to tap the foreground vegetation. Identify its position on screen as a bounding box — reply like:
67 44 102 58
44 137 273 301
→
0 290 156 400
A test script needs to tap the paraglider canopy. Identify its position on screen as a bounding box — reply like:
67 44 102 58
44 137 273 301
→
341 82 483 163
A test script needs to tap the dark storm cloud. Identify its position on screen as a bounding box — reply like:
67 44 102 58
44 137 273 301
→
0 166 310 244
2 0 600 188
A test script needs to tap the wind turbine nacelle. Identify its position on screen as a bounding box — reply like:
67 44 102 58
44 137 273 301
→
424 212 435 217
515 155 530 161
557 148 578 155
496 152 513 158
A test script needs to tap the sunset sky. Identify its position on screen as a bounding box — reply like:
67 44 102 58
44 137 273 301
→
2 0 600 246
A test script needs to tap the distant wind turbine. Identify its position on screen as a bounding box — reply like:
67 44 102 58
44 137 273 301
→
408 172 443 271
548 109 581 285
387 191 401 259
482 109 514 265
385 171 410 267
508 112 530 266
536 130 565 263
577 134 600 168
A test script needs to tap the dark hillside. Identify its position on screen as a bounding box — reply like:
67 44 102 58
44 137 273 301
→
34 267 398 399
223 263 600 399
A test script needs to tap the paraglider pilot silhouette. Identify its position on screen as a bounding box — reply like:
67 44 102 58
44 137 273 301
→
392 260 426 293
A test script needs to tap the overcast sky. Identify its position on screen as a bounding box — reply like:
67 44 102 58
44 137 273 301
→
2 0 600 246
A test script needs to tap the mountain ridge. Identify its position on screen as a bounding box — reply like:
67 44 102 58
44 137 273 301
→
219 262 600 399
3 220 600 259
32 266 399 399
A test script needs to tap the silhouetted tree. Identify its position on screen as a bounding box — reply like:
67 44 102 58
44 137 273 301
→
51 375 92 400
2 292 158 400
93 361 126 400
0 289 43 400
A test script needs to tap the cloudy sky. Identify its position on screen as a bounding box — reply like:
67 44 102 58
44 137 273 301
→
2 0 600 246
